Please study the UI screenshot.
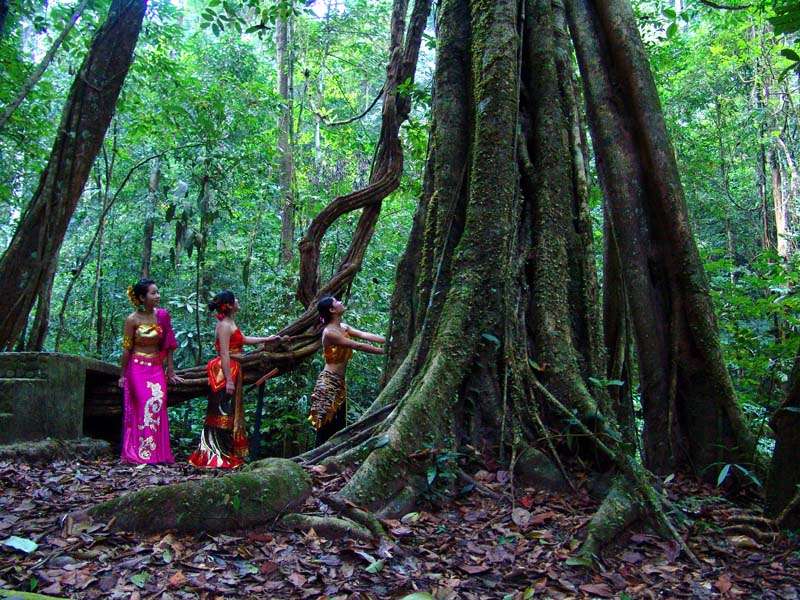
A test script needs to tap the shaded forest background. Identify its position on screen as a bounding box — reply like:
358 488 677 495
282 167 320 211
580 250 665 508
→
1 0 800 465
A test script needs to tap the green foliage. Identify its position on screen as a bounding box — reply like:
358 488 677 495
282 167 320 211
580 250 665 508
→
770 0 800 36
0 0 430 455
704 249 800 423
713 462 763 488
421 444 460 504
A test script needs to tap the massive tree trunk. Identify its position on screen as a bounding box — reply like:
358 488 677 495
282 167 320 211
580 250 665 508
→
89 0 743 559
766 345 800 529
331 0 635 549
0 0 146 350
565 0 756 478
302 0 692 556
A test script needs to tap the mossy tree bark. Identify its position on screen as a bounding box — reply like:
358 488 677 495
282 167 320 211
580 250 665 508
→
81 459 310 534
565 0 756 478
0 0 146 350
307 0 743 557
316 0 636 552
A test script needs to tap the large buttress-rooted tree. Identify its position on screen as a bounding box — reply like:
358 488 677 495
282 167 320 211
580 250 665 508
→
0 0 147 350
86 0 755 558
315 0 754 551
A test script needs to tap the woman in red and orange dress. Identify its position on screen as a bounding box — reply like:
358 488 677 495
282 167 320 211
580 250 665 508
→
189 290 282 468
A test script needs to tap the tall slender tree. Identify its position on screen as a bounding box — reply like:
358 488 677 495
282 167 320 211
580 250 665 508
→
0 0 147 350
277 3 297 265
141 158 161 278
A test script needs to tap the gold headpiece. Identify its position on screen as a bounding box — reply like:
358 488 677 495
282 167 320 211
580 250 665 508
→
127 285 142 307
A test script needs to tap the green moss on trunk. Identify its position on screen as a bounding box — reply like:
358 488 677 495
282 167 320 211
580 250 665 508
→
84 458 310 534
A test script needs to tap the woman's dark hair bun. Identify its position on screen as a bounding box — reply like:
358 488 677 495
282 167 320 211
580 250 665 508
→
209 290 236 313
317 295 336 324
134 278 156 301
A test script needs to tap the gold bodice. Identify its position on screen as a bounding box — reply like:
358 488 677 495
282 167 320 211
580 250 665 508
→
323 329 352 365
134 322 162 355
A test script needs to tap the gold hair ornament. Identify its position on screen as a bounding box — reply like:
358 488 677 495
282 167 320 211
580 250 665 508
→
127 286 141 308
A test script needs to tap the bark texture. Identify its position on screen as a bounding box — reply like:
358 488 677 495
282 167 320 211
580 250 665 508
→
0 0 147 350
277 9 296 265
80 458 310 534
328 0 618 541
765 345 800 528
565 0 756 477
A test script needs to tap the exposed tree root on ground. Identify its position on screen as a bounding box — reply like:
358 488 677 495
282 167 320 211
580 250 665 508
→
73 458 309 535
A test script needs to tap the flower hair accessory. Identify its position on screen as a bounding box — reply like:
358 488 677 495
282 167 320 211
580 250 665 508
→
215 302 230 320
127 286 141 308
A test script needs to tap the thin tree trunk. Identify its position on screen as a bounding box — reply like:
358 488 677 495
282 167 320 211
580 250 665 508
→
91 215 106 355
757 139 773 250
0 0 147 350
194 173 211 363
25 258 57 351
0 0 90 131
277 8 296 265
756 43 776 250
713 100 736 281
771 146 789 259
141 158 161 278
89 137 117 354
776 136 798 260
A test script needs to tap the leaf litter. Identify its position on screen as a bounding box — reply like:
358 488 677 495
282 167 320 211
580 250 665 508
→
0 458 798 599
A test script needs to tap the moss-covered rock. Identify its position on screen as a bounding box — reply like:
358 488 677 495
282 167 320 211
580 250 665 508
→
81 458 310 534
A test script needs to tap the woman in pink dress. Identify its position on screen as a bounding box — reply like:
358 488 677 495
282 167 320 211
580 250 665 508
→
117 279 181 464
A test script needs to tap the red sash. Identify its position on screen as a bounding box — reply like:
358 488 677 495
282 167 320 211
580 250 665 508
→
207 358 241 392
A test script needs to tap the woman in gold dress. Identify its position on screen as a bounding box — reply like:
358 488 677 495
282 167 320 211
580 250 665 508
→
308 296 385 447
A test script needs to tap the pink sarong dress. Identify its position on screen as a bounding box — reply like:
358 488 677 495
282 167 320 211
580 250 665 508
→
121 308 177 464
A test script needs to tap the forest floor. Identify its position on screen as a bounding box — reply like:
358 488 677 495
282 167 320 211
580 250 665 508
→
0 452 799 600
